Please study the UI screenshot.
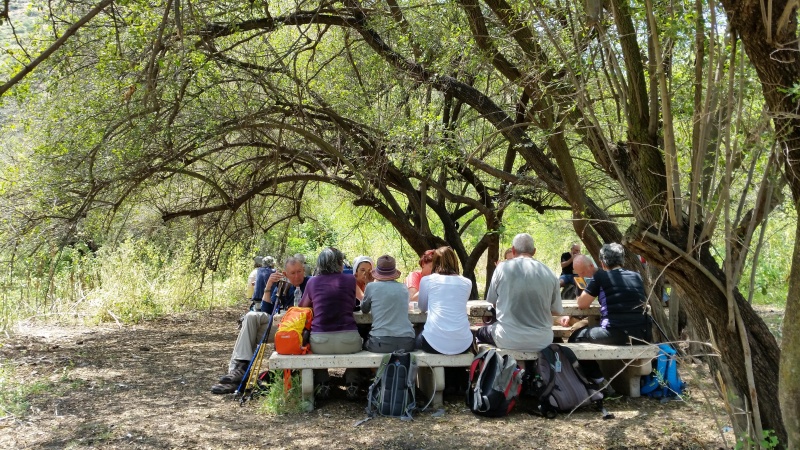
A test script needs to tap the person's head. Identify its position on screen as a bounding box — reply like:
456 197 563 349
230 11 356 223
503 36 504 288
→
503 248 514 260
599 243 625 269
570 243 581 255
511 233 535 256
262 255 275 268
316 247 345 275
372 255 402 281
573 254 596 277
253 256 263 268
282 257 306 286
431 246 460 275
294 253 306 264
419 249 435 276
352 256 374 284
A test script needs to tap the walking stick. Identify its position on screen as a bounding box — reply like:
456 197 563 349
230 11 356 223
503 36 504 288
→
234 280 289 404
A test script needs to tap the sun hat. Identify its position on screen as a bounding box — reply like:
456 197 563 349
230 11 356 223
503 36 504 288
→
372 255 402 281
262 255 275 268
352 256 374 273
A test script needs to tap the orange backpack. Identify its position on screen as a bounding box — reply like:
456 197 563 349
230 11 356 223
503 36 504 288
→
275 307 313 355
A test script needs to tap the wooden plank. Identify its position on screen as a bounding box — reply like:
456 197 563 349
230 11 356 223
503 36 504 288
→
466 300 600 318
267 351 475 370
476 343 659 361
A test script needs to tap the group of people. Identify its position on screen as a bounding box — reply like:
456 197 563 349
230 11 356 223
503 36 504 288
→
211 233 652 399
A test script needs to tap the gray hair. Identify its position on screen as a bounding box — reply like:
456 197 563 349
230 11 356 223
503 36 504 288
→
283 256 303 269
511 233 535 255
599 243 625 268
316 247 345 274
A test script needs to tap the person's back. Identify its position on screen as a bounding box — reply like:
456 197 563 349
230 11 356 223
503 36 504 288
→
589 268 649 331
304 272 358 333
361 255 416 353
487 256 561 351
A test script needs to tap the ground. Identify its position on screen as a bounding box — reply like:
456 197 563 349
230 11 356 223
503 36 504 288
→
0 307 742 449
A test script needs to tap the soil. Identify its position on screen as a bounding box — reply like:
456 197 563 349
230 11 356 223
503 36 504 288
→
0 307 737 449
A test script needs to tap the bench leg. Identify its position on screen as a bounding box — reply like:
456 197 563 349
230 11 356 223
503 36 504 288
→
301 368 315 411
417 366 444 409
599 359 650 398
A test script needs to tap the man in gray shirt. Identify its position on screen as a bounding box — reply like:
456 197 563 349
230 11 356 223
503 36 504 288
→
476 233 562 351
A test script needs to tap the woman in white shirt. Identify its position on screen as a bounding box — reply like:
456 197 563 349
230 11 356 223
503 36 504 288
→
416 246 473 354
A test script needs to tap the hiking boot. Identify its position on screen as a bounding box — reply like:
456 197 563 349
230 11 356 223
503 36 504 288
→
601 381 621 400
210 383 237 395
218 360 249 384
345 382 359 401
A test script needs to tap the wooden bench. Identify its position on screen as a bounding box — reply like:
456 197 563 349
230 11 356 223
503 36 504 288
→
267 351 475 411
476 343 659 398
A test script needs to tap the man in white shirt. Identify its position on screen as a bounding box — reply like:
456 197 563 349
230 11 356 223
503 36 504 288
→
476 233 562 351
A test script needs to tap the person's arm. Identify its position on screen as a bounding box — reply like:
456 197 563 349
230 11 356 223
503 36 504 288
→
485 269 500 306
550 276 563 315
262 271 283 302
577 276 599 309
576 291 595 309
417 278 429 312
361 283 373 313
561 252 574 269
297 285 311 308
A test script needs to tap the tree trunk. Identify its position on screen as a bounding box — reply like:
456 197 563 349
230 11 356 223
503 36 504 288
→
780 218 800 447
627 225 785 444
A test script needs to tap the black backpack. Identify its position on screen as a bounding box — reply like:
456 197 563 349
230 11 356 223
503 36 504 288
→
365 351 418 420
467 348 525 417
532 344 609 419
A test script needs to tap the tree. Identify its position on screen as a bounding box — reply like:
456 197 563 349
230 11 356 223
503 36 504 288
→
0 0 797 443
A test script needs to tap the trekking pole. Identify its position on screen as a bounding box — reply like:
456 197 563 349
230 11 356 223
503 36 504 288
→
234 280 288 403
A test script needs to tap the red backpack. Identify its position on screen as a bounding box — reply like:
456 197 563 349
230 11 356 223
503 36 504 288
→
274 307 313 355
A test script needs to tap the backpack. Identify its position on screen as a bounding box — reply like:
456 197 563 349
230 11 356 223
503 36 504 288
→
467 348 525 417
640 343 685 398
366 350 418 419
274 307 313 355
532 344 604 418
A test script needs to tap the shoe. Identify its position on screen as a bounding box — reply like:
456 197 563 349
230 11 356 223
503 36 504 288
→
211 383 237 395
316 382 331 400
601 381 621 400
218 360 249 384
345 382 359 400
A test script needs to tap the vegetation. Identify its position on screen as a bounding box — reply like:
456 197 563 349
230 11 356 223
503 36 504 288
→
0 0 798 446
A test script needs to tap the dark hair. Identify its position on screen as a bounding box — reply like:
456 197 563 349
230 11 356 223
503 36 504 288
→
316 247 345 274
431 246 460 275
599 243 625 268
419 249 435 267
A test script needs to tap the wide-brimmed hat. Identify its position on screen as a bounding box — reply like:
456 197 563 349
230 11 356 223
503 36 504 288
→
372 255 401 281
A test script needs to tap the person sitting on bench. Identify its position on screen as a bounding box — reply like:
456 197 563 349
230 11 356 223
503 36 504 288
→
415 246 473 355
298 247 362 400
211 256 308 395
567 243 652 390
361 255 415 353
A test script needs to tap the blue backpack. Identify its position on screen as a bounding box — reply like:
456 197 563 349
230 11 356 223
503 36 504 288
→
641 344 685 398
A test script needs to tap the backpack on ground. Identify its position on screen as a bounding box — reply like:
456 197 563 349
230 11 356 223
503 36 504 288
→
640 343 685 398
532 344 604 419
366 350 419 419
467 348 525 417
274 307 313 355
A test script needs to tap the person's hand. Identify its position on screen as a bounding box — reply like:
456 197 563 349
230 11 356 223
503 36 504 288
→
559 316 571 327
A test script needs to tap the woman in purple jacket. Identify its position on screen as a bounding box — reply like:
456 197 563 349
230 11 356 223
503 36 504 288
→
298 247 362 398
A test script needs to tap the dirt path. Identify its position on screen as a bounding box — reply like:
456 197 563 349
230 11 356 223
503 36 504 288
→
0 308 733 449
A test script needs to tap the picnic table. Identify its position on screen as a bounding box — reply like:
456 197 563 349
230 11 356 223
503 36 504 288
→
466 299 600 318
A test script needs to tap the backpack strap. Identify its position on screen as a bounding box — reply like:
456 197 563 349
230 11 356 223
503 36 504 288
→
364 353 393 417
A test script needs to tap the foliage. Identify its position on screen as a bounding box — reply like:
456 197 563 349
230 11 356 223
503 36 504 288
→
255 370 312 415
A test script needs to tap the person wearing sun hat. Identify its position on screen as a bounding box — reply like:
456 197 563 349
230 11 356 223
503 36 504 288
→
361 255 416 353
352 255 374 301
